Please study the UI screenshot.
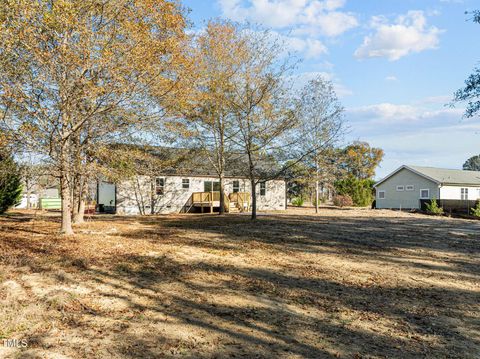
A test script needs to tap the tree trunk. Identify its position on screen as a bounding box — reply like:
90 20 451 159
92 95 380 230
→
150 177 155 215
71 174 80 221
73 178 87 224
250 179 257 220
315 158 319 214
26 179 31 209
219 174 225 215
60 142 74 235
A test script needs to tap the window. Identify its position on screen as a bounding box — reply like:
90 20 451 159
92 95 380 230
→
155 178 165 195
461 188 469 200
406 185 414 191
182 178 190 190
204 181 220 192
378 191 385 199
233 180 240 193
259 182 266 196
420 189 429 199
396 185 404 192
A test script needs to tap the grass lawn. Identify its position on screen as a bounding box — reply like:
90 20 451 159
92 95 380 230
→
0 208 479 358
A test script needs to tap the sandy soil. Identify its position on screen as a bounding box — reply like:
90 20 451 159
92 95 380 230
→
0 207 479 358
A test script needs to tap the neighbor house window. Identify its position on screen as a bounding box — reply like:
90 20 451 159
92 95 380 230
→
461 188 468 200
155 178 165 195
378 191 385 199
182 178 190 190
396 185 404 192
233 180 240 193
259 182 266 196
406 185 414 191
420 189 429 199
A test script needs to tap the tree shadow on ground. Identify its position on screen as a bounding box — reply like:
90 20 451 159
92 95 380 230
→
0 211 479 358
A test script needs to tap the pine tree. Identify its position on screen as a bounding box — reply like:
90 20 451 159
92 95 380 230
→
0 149 22 214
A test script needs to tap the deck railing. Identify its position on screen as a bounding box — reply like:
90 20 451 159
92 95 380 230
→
186 191 250 213
229 192 250 212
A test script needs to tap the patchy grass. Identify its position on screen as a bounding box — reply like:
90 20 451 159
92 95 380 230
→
0 208 479 358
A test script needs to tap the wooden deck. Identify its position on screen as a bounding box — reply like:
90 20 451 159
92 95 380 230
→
184 192 250 213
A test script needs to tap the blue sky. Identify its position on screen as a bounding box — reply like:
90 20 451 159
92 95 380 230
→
182 0 480 178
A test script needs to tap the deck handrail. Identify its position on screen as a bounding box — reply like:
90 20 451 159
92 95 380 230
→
190 191 250 213
229 192 250 212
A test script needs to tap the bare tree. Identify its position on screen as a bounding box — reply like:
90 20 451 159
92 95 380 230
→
295 76 344 213
227 30 297 220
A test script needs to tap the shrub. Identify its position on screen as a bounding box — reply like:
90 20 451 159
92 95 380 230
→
471 201 480 217
425 198 444 215
312 195 327 207
333 194 353 207
334 176 375 207
0 149 22 214
291 197 304 207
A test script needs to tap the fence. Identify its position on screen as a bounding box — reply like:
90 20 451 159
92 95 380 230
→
420 199 479 214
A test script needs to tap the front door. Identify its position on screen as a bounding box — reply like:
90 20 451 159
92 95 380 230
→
204 181 220 192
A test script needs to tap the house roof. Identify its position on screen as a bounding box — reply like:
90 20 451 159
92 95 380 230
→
108 144 283 179
374 165 480 187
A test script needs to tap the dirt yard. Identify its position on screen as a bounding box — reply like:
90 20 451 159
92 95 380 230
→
0 207 479 358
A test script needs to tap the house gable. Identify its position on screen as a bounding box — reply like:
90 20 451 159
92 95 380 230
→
375 167 439 209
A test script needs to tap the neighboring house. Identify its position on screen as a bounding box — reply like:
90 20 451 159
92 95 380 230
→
374 165 480 210
97 147 287 215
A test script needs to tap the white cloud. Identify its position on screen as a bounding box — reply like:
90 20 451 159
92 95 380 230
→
385 75 397 81
293 71 353 97
278 33 328 58
348 102 463 125
354 11 443 61
345 98 474 179
349 103 419 123
218 0 358 37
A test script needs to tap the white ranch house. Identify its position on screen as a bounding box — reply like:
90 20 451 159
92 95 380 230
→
98 175 286 215
96 147 287 215
374 165 480 210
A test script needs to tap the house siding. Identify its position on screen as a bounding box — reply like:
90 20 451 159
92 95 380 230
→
375 168 439 209
113 175 285 215
439 185 480 200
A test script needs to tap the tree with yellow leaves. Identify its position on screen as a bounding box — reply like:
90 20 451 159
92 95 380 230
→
170 20 250 214
0 0 187 234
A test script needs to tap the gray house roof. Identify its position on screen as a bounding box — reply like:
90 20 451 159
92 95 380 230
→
375 165 480 187
109 144 282 179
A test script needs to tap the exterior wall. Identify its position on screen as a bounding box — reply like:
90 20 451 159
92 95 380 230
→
255 179 286 211
114 175 286 215
375 168 439 209
440 185 480 200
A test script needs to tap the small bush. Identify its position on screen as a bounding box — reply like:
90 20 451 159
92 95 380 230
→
425 198 444 215
312 195 327 207
291 197 304 207
471 201 480 217
333 195 353 207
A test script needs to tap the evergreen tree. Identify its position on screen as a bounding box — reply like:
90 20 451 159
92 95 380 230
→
0 149 22 214
463 155 480 171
